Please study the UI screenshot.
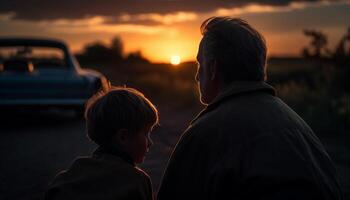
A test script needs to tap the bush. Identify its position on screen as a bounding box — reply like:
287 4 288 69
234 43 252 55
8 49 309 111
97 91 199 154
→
276 81 348 135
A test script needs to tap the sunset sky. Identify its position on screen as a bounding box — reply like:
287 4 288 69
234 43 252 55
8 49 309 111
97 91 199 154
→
0 0 349 63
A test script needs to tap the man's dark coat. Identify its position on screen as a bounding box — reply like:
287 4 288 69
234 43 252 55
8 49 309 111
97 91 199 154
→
158 81 343 200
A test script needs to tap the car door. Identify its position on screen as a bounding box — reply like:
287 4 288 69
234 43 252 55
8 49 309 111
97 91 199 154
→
0 68 87 105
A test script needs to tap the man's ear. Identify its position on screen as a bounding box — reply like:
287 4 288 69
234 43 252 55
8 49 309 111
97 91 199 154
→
210 59 218 81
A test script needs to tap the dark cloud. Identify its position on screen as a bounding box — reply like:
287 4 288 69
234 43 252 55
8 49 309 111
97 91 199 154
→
0 0 323 21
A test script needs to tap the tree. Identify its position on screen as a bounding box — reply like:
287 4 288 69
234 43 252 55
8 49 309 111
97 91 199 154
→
110 36 124 60
302 29 330 58
76 35 149 66
126 50 149 63
82 41 111 62
334 27 350 61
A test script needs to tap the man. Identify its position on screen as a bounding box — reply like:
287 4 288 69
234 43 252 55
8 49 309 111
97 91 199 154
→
157 17 343 200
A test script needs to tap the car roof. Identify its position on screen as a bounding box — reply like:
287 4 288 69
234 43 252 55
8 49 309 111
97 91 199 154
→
0 37 68 49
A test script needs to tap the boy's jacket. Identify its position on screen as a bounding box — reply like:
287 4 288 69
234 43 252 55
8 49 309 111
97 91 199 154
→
45 148 153 200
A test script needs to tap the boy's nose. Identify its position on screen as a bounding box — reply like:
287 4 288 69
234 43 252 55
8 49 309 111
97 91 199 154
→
147 138 154 149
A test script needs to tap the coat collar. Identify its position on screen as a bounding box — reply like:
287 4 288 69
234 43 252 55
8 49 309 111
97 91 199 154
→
191 81 276 124
93 146 135 166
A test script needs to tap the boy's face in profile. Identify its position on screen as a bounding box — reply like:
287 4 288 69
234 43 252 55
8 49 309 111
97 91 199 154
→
123 126 154 164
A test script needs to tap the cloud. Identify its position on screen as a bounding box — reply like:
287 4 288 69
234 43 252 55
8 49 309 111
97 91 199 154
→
38 16 108 26
118 12 198 25
0 14 176 36
0 0 330 22
37 16 175 35
214 1 328 16
50 24 173 35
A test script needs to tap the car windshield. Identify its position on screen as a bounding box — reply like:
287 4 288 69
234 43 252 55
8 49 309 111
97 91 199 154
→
0 46 67 70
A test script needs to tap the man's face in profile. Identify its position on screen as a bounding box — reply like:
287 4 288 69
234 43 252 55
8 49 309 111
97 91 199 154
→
195 37 219 105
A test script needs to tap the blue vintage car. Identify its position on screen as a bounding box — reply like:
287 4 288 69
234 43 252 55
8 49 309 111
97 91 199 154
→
0 37 110 112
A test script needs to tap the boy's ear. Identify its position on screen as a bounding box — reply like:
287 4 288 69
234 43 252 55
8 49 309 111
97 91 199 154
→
116 128 129 145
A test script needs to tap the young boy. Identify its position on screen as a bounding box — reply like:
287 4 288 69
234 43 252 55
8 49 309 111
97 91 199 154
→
45 87 159 200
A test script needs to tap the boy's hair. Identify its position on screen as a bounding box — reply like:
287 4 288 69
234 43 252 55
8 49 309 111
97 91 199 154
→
85 86 159 146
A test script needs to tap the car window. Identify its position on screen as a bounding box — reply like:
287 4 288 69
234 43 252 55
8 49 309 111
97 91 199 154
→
0 46 67 70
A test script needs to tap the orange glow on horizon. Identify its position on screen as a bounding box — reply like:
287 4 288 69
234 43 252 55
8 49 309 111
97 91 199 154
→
121 28 200 63
69 29 305 63
66 20 202 63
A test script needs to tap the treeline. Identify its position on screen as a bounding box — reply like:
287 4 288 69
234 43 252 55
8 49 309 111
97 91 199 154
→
302 27 350 65
75 36 149 66
301 27 350 94
268 27 350 134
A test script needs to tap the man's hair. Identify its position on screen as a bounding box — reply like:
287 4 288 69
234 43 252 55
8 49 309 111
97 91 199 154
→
200 17 267 83
84 86 159 147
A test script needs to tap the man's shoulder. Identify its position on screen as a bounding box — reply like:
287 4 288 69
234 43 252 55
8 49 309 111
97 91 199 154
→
189 92 306 140
190 95 253 130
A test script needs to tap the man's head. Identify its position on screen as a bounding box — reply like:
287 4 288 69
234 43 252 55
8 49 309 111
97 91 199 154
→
196 17 267 105
85 86 159 163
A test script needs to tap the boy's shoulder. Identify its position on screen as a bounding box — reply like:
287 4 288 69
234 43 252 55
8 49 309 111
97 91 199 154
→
134 166 152 181
94 153 150 180
45 155 153 199
51 154 148 185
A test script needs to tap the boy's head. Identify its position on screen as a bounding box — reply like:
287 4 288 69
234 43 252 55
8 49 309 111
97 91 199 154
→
85 86 159 163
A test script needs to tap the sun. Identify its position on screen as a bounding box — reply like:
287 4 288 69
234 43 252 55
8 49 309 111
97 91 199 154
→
170 55 181 65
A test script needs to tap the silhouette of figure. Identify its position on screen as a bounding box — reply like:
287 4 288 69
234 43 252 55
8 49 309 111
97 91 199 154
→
157 17 343 200
45 87 159 200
